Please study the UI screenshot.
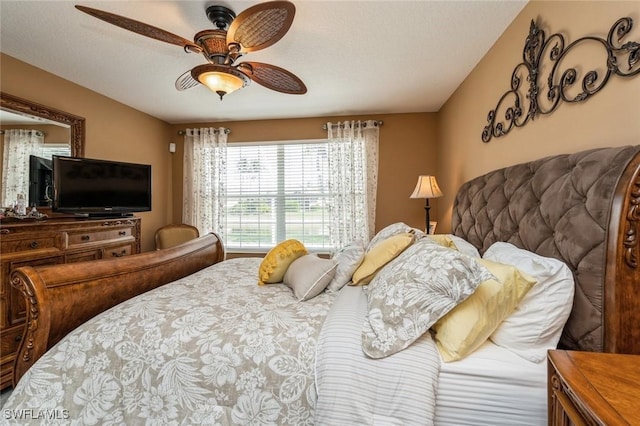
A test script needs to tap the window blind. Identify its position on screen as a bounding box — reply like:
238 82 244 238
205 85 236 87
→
41 144 71 159
225 140 331 251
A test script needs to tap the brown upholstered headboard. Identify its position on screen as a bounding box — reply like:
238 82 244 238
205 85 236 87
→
452 145 640 354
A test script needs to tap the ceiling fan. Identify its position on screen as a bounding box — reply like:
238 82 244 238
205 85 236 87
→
75 1 307 100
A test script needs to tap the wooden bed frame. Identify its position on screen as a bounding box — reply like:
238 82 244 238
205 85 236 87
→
10 146 640 387
10 232 225 384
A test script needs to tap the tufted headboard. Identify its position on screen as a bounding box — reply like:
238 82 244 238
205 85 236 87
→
452 145 640 354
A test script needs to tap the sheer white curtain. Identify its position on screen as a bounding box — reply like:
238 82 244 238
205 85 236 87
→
326 120 380 248
1 129 44 207
182 127 228 239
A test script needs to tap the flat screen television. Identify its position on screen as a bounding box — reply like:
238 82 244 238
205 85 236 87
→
53 155 151 217
29 155 53 207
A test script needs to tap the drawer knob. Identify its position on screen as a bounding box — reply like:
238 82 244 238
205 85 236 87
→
30 241 38 248
81 235 90 241
119 231 127 236
112 250 126 257
15 334 22 342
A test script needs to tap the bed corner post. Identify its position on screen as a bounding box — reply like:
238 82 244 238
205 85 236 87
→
605 151 640 355
622 174 640 271
11 268 51 385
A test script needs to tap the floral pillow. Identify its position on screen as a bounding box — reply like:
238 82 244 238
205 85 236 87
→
361 239 494 359
366 222 425 252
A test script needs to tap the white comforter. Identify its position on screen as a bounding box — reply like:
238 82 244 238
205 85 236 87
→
314 285 441 426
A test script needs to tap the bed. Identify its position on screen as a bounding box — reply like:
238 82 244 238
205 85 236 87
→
2 145 639 425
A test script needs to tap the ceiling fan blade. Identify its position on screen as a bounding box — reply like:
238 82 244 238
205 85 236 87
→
175 70 200 91
239 62 306 94
75 5 202 53
227 1 295 53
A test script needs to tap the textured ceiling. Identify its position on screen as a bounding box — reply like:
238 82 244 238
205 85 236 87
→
0 1 528 124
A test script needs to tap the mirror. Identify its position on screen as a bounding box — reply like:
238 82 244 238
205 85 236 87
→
1 92 85 209
1 92 85 156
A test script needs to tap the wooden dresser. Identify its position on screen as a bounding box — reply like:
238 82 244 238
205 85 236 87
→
0 216 141 390
547 350 640 425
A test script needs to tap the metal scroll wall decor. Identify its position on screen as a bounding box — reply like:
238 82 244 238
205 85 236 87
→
482 17 640 143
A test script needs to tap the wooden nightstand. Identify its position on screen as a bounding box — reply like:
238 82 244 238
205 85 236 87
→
547 350 640 425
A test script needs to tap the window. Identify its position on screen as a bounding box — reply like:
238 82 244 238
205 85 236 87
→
225 140 331 252
41 144 71 159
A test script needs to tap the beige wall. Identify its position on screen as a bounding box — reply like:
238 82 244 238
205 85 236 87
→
437 0 640 231
1 54 174 252
169 112 438 235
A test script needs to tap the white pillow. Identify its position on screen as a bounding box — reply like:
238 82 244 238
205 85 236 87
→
327 240 366 293
449 235 481 258
483 242 575 363
283 254 337 301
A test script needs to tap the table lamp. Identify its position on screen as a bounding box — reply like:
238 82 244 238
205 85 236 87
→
410 175 443 234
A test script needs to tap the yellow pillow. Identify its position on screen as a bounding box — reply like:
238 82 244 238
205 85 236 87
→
351 232 415 285
258 239 307 285
432 258 536 362
428 234 458 250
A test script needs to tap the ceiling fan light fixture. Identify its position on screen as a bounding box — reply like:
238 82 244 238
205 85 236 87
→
192 65 250 100
76 2 305 98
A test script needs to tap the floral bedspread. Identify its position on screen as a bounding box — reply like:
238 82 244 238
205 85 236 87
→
2 258 336 425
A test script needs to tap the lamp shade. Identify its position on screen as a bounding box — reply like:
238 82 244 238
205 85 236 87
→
191 64 250 100
410 175 443 199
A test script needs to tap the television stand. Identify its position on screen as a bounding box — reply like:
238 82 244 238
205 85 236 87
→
83 213 135 219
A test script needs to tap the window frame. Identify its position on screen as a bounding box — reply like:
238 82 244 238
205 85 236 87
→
224 139 332 254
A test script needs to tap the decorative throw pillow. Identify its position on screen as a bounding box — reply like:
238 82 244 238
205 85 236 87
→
327 239 366 293
365 222 424 252
483 242 575 363
432 258 536 362
257 239 307 285
361 239 494 359
351 232 415 285
284 254 338 301
428 234 458 250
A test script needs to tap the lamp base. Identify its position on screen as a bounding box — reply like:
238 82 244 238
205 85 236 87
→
424 199 431 234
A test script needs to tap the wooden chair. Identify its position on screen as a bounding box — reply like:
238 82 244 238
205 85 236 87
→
154 224 200 250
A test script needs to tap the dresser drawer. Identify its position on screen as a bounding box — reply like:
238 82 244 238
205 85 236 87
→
102 243 133 259
66 227 133 247
1 326 24 364
65 249 102 264
1 326 25 389
0 234 58 252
